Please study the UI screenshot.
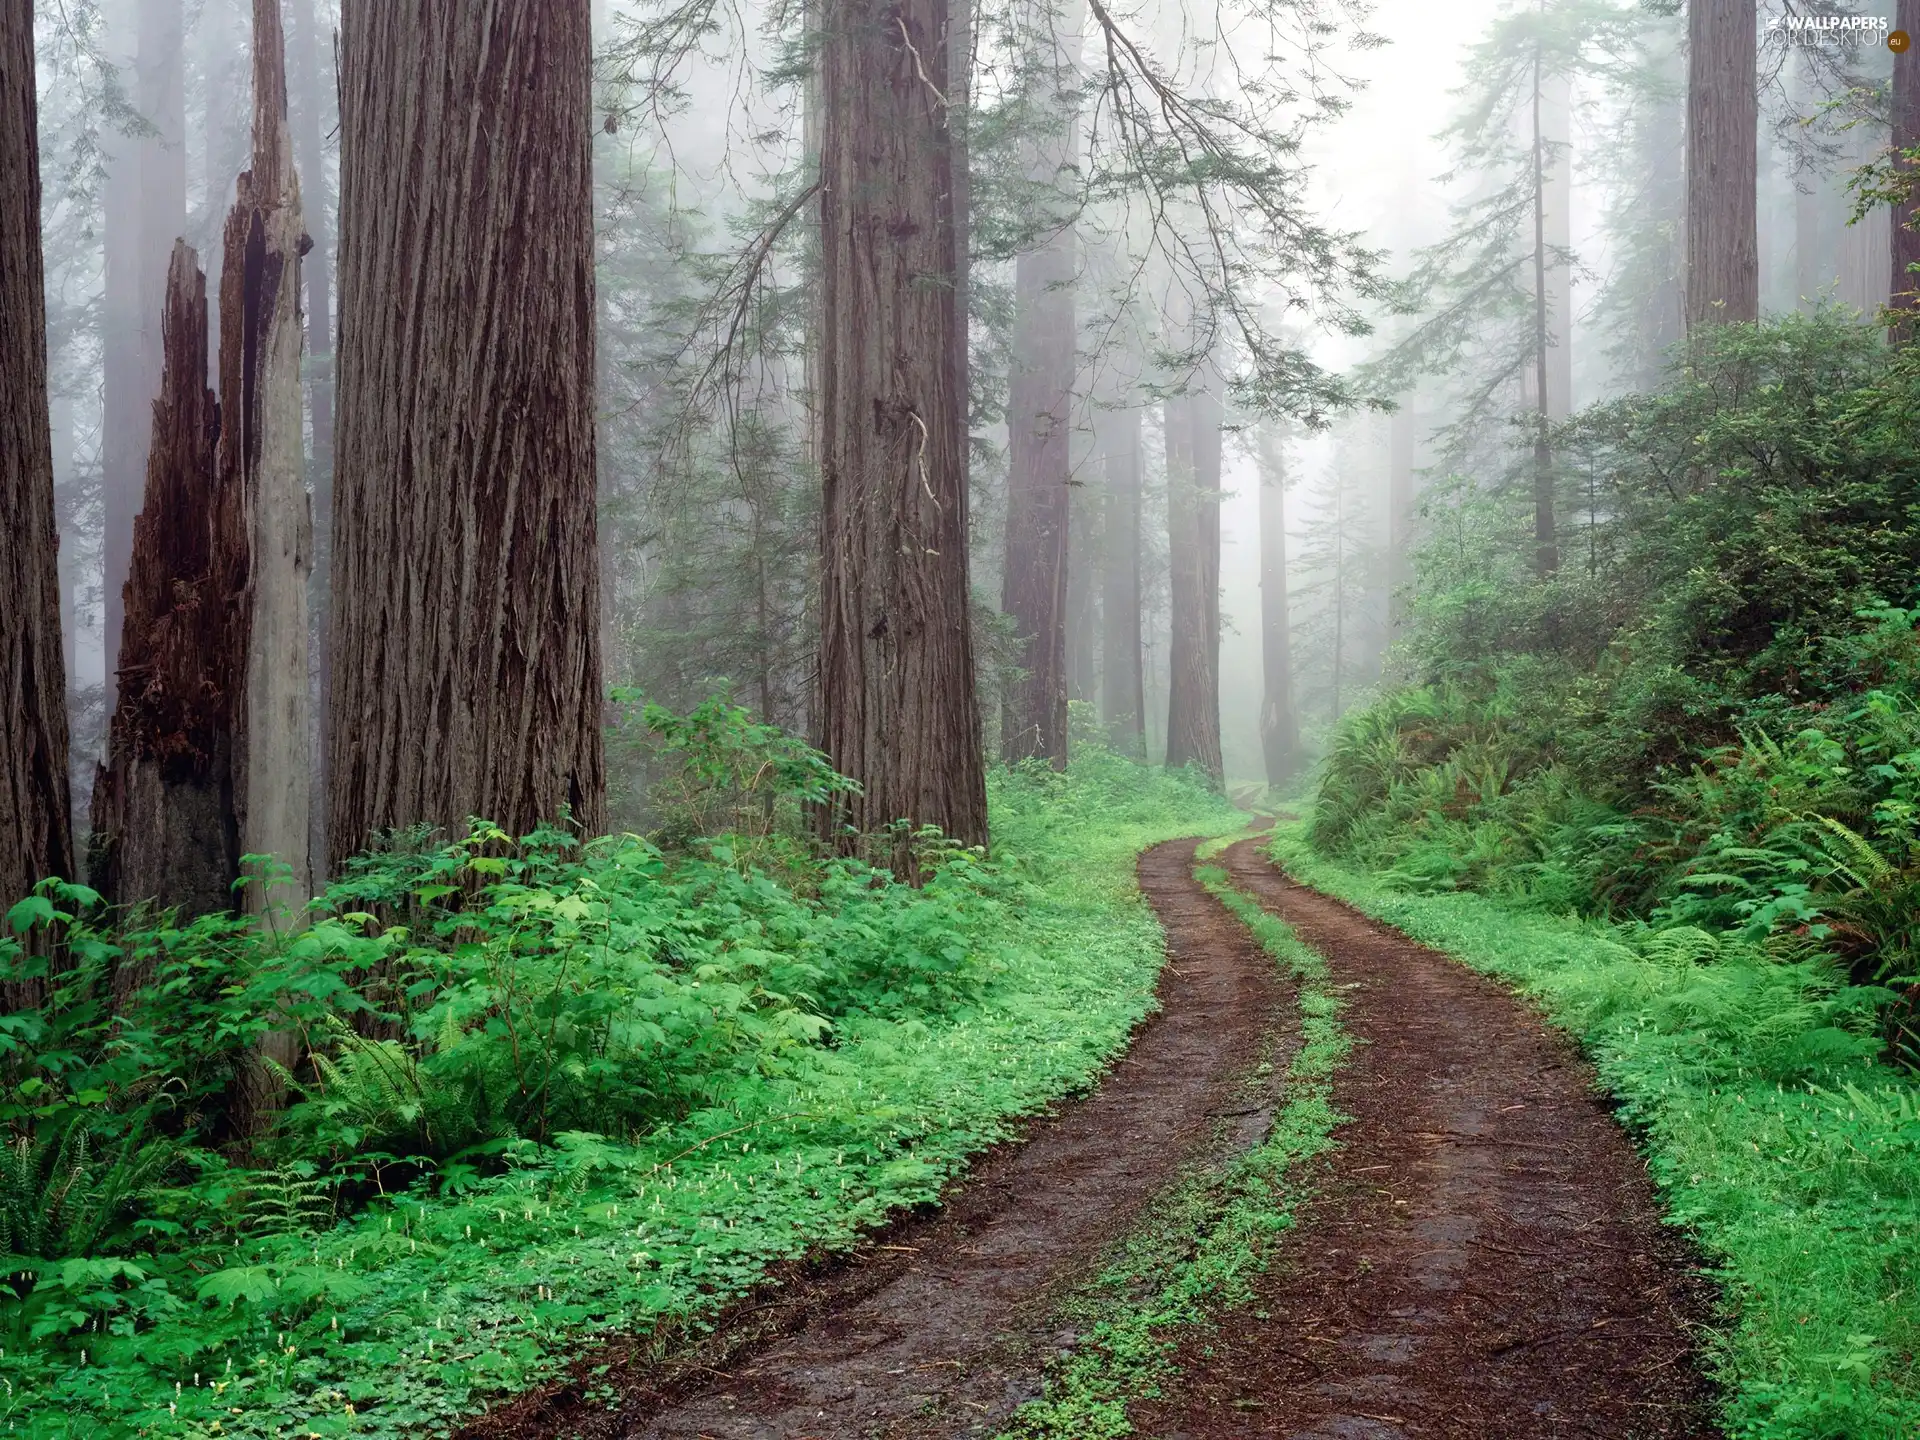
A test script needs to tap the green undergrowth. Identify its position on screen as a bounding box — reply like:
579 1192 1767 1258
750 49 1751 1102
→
0 747 1239 1438
1268 824 1920 1440
996 863 1348 1439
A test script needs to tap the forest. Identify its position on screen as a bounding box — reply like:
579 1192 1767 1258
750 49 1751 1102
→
0 0 1918 1435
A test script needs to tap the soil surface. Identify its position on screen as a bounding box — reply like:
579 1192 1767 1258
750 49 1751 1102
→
1127 839 1718 1439
460 837 1293 1440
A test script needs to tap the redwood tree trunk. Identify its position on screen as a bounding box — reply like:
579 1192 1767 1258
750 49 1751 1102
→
330 1 606 868
1387 402 1415 628
1097 401 1144 755
1256 431 1299 792
1000 231 1075 767
1 0 76 905
1164 385 1223 786
817 0 988 862
1685 0 1758 331
1893 0 1920 338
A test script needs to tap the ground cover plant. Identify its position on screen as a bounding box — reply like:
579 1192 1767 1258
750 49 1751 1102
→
0 709 1240 1438
1271 826 1920 1439
997 851 1349 1439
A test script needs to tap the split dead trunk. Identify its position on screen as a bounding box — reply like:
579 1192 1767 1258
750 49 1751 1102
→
1164 381 1224 787
816 0 988 865
1256 432 1299 792
330 1 606 868
88 246 236 921
1097 401 1145 756
93 0 313 930
1 0 77 914
1684 0 1758 332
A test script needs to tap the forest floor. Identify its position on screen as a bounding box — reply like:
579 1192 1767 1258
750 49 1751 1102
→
461 835 1718 1440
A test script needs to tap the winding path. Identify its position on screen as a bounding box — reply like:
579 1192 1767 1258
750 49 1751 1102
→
464 835 1716 1440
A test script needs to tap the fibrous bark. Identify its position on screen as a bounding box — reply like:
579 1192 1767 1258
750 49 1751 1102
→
1164 381 1223 787
330 0 606 869
0 0 76 907
90 247 236 918
1895 0 1920 338
817 0 988 862
1684 0 1758 331
1256 432 1299 792
1097 400 1144 755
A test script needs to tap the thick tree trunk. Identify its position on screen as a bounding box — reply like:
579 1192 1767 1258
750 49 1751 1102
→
1684 0 1758 332
89 245 237 920
816 0 988 864
1097 401 1144 756
289 0 335 878
330 1 606 869
1 0 77 907
1066 489 1098 705
1164 383 1223 787
1256 432 1299 792
1895 0 1920 338
1000 231 1075 767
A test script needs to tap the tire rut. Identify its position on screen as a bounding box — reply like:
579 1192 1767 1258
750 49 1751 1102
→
1130 838 1719 1440
462 837 1291 1440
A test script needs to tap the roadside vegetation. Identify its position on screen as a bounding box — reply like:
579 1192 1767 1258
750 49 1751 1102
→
0 707 1239 1438
1301 312 1920 1438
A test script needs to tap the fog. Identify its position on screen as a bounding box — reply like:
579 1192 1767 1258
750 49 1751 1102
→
30 0 1901 812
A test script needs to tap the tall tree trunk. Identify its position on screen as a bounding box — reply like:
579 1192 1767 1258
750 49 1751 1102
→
1 0 77 906
225 0 312 910
816 0 988 864
289 0 334 879
1164 382 1223 787
89 245 236 919
999 1 1080 768
1000 231 1075 766
1065 485 1098 705
1532 44 1558 575
330 1 606 869
1097 400 1144 756
1543 68 1573 419
51 394 78 685
1256 431 1298 792
1894 0 1920 339
1685 0 1758 332
1387 400 1415 627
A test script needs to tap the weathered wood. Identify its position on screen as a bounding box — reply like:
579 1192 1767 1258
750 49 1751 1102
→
330 1 605 869
222 0 312 911
0 0 76 915
90 244 238 920
817 0 989 864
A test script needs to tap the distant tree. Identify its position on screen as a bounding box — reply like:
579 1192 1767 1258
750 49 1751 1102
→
816 0 990 860
1255 429 1301 790
1685 0 1758 330
1000 0 1084 767
1163 371 1224 786
1893 0 1920 336
0 0 76 905
330 1 606 866
1095 374 1146 754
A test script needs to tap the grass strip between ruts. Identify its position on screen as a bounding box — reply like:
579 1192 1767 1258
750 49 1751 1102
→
1266 822 1920 1440
995 862 1350 1439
